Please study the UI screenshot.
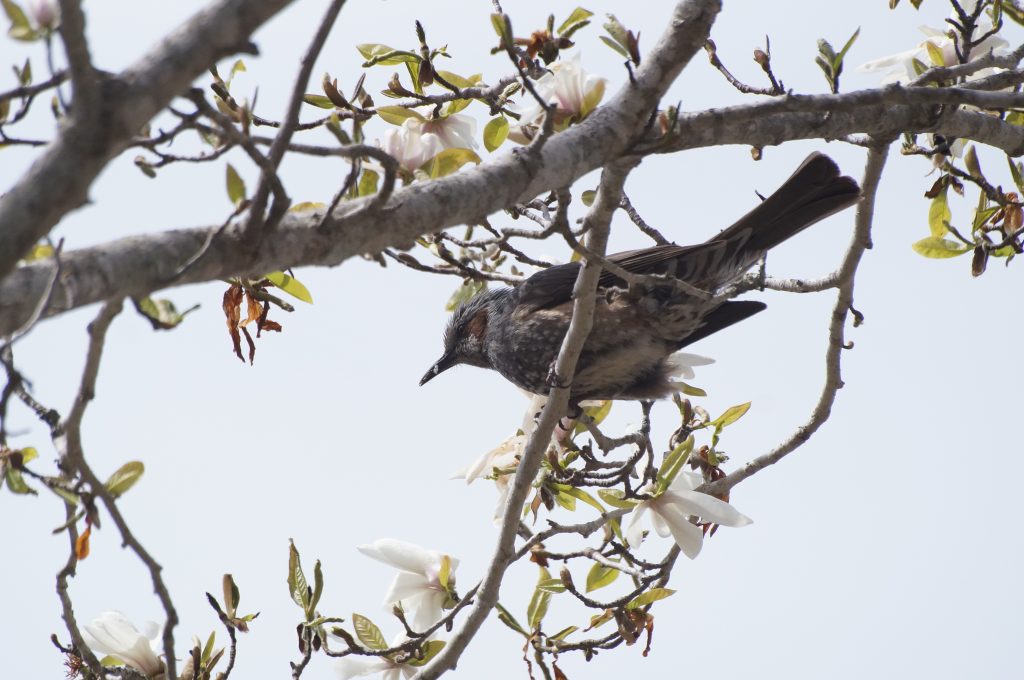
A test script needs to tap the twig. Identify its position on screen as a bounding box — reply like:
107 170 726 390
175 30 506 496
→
703 142 889 496
53 299 182 680
0 71 68 105
245 0 349 238
620 194 669 245
55 503 103 676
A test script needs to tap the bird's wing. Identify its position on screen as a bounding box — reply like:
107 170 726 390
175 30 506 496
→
515 243 713 311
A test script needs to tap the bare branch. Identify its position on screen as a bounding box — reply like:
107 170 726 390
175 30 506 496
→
704 141 889 497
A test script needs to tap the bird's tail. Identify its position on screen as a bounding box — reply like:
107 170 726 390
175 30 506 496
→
701 152 861 281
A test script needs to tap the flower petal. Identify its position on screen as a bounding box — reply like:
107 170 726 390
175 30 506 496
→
358 539 436 575
664 489 753 528
655 505 706 559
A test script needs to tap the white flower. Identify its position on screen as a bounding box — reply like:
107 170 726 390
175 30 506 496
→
27 0 59 30
513 53 606 135
378 119 443 173
859 18 1009 84
82 611 164 678
357 539 458 631
625 472 752 559
421 113 477 150
666 352 714 381
335 634 416 680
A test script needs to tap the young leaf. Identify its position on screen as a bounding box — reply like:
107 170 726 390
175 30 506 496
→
626 587 676 609
537 577 567 594
928 185 951 237
911 236 971 258
105 461 145 498
406 640 446 666
585 562 620 593
597 489 639 509
558 8 593 35
423 147 482 179
287 540 309 609
375 105 427 126
483 116 509 152
265 271 313 304
527 567 553 630
351 613 388 650
226 163 246 206
494 601 528 636
709 402 751 429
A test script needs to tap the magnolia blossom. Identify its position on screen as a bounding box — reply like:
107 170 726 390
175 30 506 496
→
859 8 1009 85
82 611 164 678
27 0 60 30
420 113 477 150
626 471 752 559
666 352 714 382
513 53 606 136
378 120 443 173
357 539 458 631
335 634 416 680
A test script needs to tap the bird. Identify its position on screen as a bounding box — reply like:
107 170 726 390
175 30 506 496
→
420 153 861 402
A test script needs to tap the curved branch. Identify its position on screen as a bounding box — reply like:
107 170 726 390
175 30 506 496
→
703 141 889 497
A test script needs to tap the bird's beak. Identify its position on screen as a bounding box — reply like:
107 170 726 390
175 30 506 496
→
420 350 458 386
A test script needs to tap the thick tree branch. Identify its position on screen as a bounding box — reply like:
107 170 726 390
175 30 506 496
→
703 142 889 497
0 0 296 282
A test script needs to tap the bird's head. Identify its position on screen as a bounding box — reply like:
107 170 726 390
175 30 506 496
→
420 291 495 386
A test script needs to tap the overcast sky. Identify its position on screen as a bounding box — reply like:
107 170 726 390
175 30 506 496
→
3 1 1022 679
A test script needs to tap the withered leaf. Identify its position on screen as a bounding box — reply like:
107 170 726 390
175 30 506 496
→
75 523 92 560
222 285 244 363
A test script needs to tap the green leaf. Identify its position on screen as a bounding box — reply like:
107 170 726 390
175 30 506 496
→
585 562 619 592
4 466 35 494
581 189 596 206
105 461 144 497
357 169 379 198
527 568 553 630
597 489 639 509
265 271 313 304
302 94 336 109
223 574 241 616
928 185 951 237
423 147 482 179
911 236 971 258
406 640 446 666
352 613 388 650
495 601 528 636
709 402 751 429
964 145 983 180
558 7 594 34
626 587 676 609
676 381 707 397
2 0 38 41
20 447 37 465
446 279 486 312
310 560 324 614
1007 156 1024 192
288 540 309 609
553 489 576 511
226 163 246 206
599 34 629 59
375 105 427 126
356 43 419 66
537 577 567 594
133 297 198 330
483 116 510 152
549 625 578 642
555 485 605 514
833 27 860 69
656 435 693 493
289 201 328 213
51 485 80 506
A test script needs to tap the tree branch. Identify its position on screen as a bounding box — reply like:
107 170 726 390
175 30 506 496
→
703 141 889 497
0 0 296 281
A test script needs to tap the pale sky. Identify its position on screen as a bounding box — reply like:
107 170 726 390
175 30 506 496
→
2 2 1022 679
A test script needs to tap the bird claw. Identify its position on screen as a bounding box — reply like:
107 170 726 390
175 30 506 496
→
545 363 570 390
